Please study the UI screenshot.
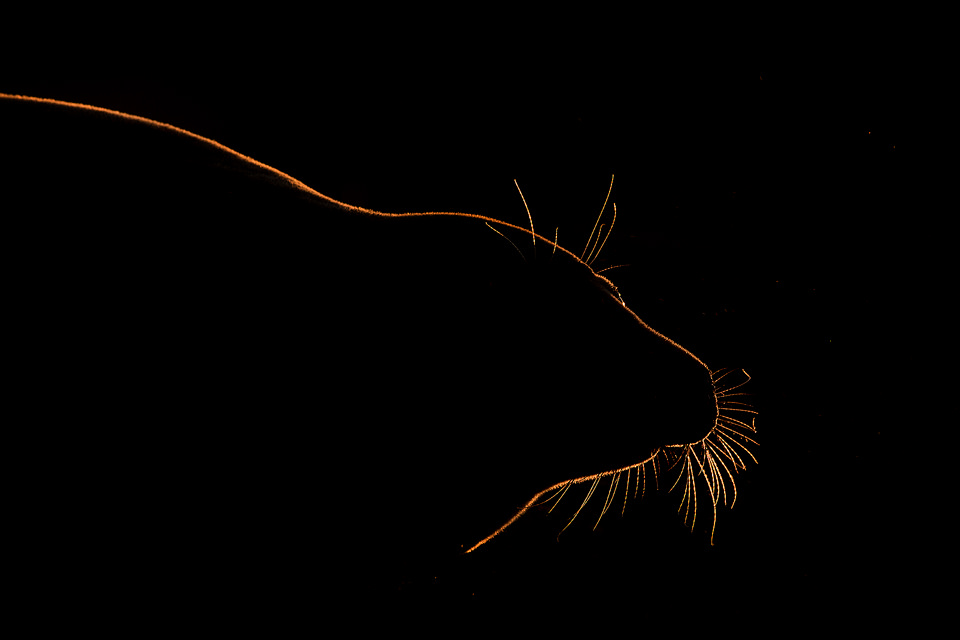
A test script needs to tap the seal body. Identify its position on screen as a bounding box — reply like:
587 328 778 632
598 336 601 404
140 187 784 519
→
4 94 723 599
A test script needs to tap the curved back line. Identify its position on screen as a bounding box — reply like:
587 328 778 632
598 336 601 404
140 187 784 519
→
1 93 713 376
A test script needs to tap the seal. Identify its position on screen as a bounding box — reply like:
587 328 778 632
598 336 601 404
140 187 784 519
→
2 93 756 598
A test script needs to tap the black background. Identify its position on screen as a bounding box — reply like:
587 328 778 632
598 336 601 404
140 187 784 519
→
4 14 907 622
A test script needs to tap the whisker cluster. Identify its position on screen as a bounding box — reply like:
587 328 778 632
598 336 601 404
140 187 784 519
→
545 368 758 545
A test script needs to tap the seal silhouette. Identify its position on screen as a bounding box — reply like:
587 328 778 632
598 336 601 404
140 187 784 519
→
3 94 756 598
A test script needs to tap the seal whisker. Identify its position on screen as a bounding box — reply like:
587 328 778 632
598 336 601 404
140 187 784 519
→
484 221 526 261
595 471 621 530
580 174 615 261
586 203 617 267
583 223 605 266
513 178 536 257
559 476 602 538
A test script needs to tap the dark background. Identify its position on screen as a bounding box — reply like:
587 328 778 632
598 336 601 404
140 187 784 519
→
4 15 906 619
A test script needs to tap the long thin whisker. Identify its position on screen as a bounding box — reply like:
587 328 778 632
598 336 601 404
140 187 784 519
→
587 203 617 266
705 448 725 507
719 405 759 414
669 449 689 493
718 414 760 434
559 476 602 538
707 439 738 507
539 481 571 510
710 368 737 385
596 472 620 529
715 369 752 394
514 179 535 258
681 453 697 530
583 224 605 266
595 263 631 275
651 455 660 492
690 446 720 542
716 422 760 449
580 174 614 261
622 467 632 516
484 222 525 261
719 399 756 407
